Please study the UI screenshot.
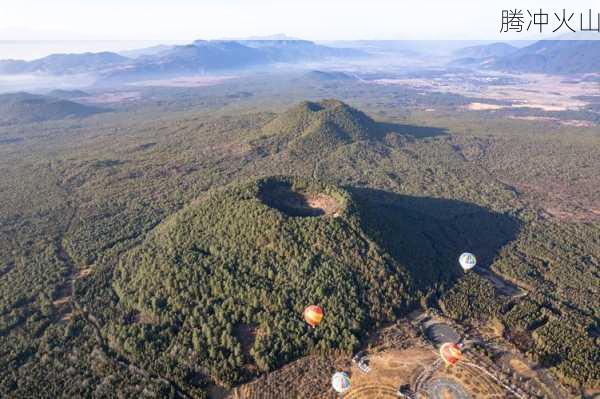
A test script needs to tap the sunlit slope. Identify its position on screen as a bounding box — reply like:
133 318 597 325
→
260 99 383 154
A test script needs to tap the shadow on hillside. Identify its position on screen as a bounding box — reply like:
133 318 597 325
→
258 180 342 217
377 122 448 139
348 187 521 290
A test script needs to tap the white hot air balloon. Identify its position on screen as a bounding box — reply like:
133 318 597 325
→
459 252 477 271
331 371 351 394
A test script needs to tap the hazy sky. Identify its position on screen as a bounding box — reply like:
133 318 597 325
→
2 0 599 41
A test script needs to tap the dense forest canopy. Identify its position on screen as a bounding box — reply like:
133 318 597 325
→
0 81 598 397
112 176 429 386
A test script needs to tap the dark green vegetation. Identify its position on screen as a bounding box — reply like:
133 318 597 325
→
259 99 384 155
438 273 503 321
110 175 519 389
439 219 600 387
0 92 106 125
0 75 598 397
112 177 410 386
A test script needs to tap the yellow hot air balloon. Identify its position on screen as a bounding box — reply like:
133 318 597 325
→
303 305 323 328
440 342 462 366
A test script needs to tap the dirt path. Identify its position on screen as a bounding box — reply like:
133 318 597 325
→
48 162 192 398
414 358 442 392
312 157 321 180
463 361 525 399
52 202 78 321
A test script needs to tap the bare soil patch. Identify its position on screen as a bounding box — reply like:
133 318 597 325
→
346 346 515 398
347 347 436 398
52 297 70 306
508 357 536 378
259 184 343 217
133 311 159 325
52 282 72 307
231 354 347 399
75 268 92 279
305 193 342 216
232 318 564 399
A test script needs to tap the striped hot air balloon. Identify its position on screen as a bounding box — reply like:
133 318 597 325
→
303 305 323 328
440 342 462 366
331 371 351 393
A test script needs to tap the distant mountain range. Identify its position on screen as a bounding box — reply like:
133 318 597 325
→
305 70 356 81
119 45 175 59
453 42 518 59
2 39 597 81
0 52 129 75
234 39 360 60
491 40 600 74
453 40 600 74
47 89 90 99
0 40 365 82
0 92 105 125
104 40 364 81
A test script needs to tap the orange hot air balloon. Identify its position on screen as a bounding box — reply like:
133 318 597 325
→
440 342 462 366
303 305 324 328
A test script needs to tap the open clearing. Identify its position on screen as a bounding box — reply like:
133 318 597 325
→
374 72 598 112
305 193 343 216
345 346 513 399
259 184 343 217
227 316 570 399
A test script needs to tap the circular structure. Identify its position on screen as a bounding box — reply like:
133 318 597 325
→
424 378 471 399
440 343 462 366
341 344 515 399
459 252 477 271
332 371 351 394
344 383 398 398
303 305 324 328
258 181 344 217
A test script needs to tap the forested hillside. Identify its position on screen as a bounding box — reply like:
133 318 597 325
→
0 87 598 397
112 177 413 387
0 92 106 125
110 175 522 389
